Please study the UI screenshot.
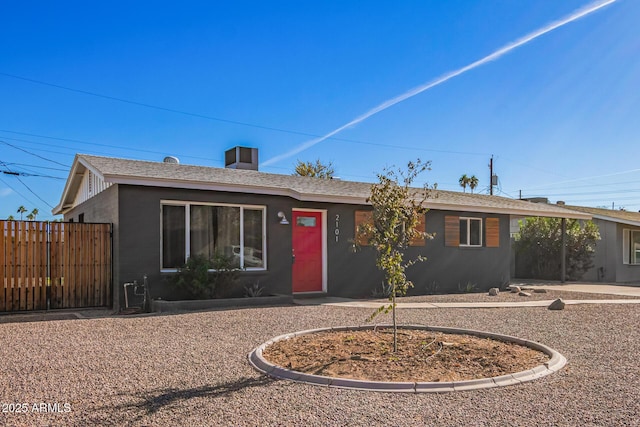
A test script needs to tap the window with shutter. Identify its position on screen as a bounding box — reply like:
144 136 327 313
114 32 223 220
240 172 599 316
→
354 210 373 246
445 216 460 247
486 218 500 248
410 215 426 246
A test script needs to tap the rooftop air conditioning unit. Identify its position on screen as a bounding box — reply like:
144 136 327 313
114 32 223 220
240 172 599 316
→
224 146 258 170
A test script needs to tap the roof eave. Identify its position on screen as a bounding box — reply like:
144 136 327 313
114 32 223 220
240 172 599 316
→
591 214 640 228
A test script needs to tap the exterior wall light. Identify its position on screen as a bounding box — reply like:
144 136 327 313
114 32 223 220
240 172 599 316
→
277 211 289 225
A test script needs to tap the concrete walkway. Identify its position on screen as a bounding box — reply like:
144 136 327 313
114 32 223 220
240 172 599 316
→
293 283 640 309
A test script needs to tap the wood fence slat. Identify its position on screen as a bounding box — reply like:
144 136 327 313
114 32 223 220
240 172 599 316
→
104 224 112 306
0 221 5 312
7 221 15 311
26 222 34 311
66 225 74 308
18 222 27 311
50 223 62 309
40 222 48 310
87 224 93 307
76 225 83 308
82 224 89 307
32 222 40 310
81 224 87 307
91 224 98 307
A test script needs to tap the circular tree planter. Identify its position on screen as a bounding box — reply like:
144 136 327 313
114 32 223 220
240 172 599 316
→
248 325 566 393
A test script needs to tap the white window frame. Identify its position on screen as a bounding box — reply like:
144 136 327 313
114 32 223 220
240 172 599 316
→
160 201 267 272
459 217 483 247
623 229 640 265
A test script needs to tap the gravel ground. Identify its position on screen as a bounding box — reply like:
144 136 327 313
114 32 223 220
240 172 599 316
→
1 302 640 426
389 289 640 303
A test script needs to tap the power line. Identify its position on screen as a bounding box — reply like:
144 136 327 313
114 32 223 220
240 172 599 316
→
0 161 53 210
0 175 39 209
1 169 64 180
3 162 69 172
1 140 68 166
0 129 221 163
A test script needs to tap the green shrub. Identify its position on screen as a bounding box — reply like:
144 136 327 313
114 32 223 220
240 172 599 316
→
168 254 240 300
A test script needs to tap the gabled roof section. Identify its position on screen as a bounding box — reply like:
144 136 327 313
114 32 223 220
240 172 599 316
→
564 205 640 227
54 154 591 219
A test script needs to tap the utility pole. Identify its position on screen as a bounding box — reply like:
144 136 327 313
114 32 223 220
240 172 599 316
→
489 156 494 195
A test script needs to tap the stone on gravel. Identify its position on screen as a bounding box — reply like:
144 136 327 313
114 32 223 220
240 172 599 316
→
510 286 521 293
519 291 531 297
548 298 566 310
533 288 548 294
488 288 499 296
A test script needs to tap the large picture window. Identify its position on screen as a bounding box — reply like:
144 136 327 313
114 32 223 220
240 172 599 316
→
623 229 640 265
161 202 266 270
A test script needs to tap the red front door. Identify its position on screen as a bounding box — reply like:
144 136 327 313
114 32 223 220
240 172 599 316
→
292 210 323 292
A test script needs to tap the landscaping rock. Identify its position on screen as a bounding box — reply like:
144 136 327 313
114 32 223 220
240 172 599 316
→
533 288 548 294
488 288 500 296
519 291 531 297
510 286 521 293
548 298 566 310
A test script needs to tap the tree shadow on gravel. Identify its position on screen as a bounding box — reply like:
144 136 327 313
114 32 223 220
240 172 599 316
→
99 375 276 424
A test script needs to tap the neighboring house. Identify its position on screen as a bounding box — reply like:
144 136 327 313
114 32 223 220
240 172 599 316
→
53 148 590 309
561 205 640 283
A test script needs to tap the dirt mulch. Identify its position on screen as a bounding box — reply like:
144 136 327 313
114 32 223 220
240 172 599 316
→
262 328 549 383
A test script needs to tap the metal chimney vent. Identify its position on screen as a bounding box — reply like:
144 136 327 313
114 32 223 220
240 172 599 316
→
224 147 258 170
163 156 180 164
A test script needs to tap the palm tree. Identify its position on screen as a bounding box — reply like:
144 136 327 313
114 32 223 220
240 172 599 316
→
7 215 15 220
31 208 39 220
26 213 35 221
468 175 479 193
459 174 469 193
17 205 27 220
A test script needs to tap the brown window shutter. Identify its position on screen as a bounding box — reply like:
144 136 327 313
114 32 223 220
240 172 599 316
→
445 216 459 247
355 210 373 246
409 215 426 246
486 218 500 247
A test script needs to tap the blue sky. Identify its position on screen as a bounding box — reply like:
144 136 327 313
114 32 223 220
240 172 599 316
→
1 0 638 221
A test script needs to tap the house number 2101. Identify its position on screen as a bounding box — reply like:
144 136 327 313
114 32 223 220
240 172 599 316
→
334 214 340 242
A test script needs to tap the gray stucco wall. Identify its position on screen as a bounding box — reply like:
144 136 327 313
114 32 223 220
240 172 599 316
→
327 208 511 297
582 219 617 282
116 185 294 306
615 223 640 282
66 184 514 305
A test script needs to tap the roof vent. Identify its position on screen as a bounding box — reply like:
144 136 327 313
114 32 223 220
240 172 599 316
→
163 156 180 164
225 146 258 170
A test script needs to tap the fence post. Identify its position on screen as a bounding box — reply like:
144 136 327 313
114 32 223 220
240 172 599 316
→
46 221 51 310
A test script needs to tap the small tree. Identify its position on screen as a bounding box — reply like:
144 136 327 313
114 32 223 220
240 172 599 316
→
294 159 335 179
514 217 600 280
31 208 39 220
7 215 15 220
17 205 26 220
357 160 435 352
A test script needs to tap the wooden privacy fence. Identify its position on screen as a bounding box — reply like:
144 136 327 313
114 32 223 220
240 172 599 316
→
0 221 112 312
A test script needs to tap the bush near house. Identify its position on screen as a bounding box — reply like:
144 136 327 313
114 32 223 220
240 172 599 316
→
514 217 600 281
167 254 240 299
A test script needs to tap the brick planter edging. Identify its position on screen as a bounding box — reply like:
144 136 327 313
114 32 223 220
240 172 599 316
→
248 325 567 393
151 294 293 313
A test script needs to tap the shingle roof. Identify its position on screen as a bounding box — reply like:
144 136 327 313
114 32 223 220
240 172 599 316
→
54 154 591 219
563 205 640 227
